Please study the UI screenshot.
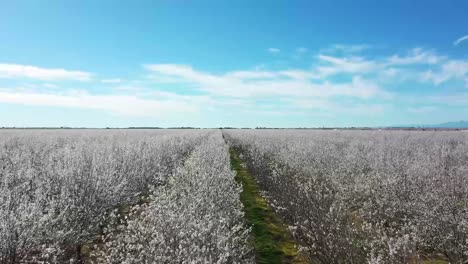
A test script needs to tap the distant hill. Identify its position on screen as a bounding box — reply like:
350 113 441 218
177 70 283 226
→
393 120 468 129
426 121 468 128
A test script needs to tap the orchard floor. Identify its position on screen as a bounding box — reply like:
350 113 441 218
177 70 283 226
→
229 148 308 264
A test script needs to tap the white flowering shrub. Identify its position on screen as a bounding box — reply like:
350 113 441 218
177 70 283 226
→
0 129 208 263
224 129 468 263
93 132 253 264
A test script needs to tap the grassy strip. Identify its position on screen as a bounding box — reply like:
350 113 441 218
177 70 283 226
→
229 148 308 264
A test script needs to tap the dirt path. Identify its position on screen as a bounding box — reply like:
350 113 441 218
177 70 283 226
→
229 148 309 264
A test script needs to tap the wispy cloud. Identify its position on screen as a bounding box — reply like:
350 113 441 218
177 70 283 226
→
278 70 317 80
2 44 466 121
292 47 309 59
387 48 445 65
317 54 380 76
43 83 59 89
454 35 468 46
427 94 468 106
101 78 122 83
288 98 387 115
0 90 198 117
0 63 92 81
420 60 468 85
409 106 437 114
267 48 280 54
315 48 467 85
145 63 390 100
225 70 278 79
323 44 371 54
296 47 308 53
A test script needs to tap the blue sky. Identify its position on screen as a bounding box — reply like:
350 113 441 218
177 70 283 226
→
0 0 467 127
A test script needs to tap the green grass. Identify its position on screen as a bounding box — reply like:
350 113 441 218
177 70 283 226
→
229 148 308 264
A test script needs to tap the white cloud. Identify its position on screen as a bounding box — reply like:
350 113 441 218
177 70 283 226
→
113 85 145 92
324 44 370 54
387 48 445 65
0 90 198 117
420 60 468 85
346 104 387 115
240 109 299 117
317 55 380 76
287 98 387 115
0 63 92 81
287 98 332 109
5 44 468 125
409 106 437 114
454 35 468 46
225 70 278 79
296 47 308 53
267 48 280 54
314 48 466 85
382 68 398 77
43 83 59 89
101 78 122 83
145 64 221 85
427 94 468 106
278 70 317 80
145 63 390 99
